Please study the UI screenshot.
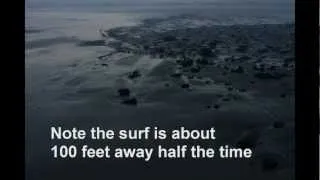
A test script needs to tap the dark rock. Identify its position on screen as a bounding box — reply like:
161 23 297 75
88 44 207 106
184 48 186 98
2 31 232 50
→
101 63 108 66
254 72 286 80
236 44 248 52
227 87 233 91
257 48 269 54
206 105 211 109
128 70 141 79
171 71 182 78
280 93 286 98
97 53 110 60
190 66 201 73
222 97 230 102
205 80 211 84
250 80 255 84
143 45 149 50
236 130 260 149
196 58 209 65
231 93 242 100
163 35 177 42
156 47 165 54
78 40 105 47
253 64 265 71
165 83 170 87
280 49 289 54
216 94 223 98
118 88 130 97
122 97 138 106
237 55 251 61
239 88 247 92
273 121 285 128
231 66 244 73
181 83 190 89
284 57 294 63
199 47 214 57
222 71 228 76
269 65 277 70
209 40 218 49
213 104 220 109
167 50 175 57
261 157 279 171
225 56 235 62
188 75 194 79
180 59 193 67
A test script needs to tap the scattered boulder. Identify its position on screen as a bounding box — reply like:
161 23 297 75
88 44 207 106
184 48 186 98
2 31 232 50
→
231 66 244 73
213 104 220 109
180 59 193 67
205 80 211 84
237 55 251 61
257 48 269 54
280 93 287 98
227 87 233 91
222 97 230 102
223 65 229 71
196 58 209 65
122 97 138 106
282 62 289 67
188 75 194 79
261 157 279 171
199 47 214 57
253 64 265 71
216 94 224 98
284 57 294 63
143 45 149 50
156 47 165 54
236 44 248 52
225 56 235 62
128 70 141 79
171 70 182 78
118 88 130 97
222 71 228 76
254 72 286 80
210 40 218 48
236 130 260 149
190 66 201 73
279 49 289 54
273 121 285 128
163 35 177 42
269 65 277 71
78 40 105 47
181 83 190 89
